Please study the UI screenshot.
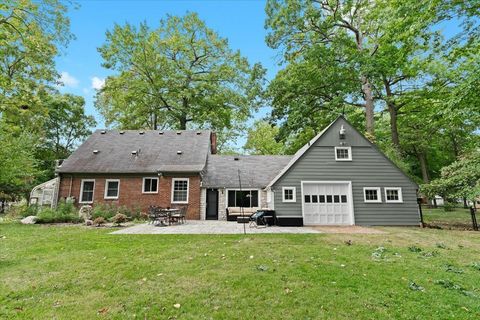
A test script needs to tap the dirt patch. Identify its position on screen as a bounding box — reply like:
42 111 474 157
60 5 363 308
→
309 225 386 234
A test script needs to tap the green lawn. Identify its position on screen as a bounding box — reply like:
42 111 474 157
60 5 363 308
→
423 206 476 230
1 224 479 319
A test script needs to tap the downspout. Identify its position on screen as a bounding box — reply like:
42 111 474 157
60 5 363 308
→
68 175 73 198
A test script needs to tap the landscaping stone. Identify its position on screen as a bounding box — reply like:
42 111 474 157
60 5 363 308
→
78 205 93 220
21 216 37 224
85 219 93 226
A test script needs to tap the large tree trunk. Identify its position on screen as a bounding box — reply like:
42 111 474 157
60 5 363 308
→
417 150 437 208
383 78 400 149
362 76 375 137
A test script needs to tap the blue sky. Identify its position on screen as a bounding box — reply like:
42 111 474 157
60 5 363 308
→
56 0 279 138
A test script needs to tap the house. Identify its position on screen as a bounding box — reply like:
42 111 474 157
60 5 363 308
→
50 116 420 226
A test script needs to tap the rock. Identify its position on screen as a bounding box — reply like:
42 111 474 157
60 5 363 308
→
21 216 37 224
78 205 93 220
85 219 93 226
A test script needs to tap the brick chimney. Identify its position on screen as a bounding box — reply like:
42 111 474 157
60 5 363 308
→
210 132 217 154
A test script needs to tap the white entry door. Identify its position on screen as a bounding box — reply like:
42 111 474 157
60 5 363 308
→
302 182 353 225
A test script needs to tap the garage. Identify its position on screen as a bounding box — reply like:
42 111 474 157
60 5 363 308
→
302 181 353 225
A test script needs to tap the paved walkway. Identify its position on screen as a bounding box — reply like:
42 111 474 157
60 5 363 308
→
111 220 322 235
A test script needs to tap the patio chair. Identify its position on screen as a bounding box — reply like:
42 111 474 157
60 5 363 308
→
170 205 188 224
249 211 267 229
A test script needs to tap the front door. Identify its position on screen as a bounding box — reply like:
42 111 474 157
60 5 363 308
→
206 188 218 220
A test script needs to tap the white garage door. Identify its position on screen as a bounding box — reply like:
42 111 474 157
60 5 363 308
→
302 182 353 225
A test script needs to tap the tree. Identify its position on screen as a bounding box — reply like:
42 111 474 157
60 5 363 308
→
422 149 480 205
244 121 284 155
0 121 40 202
36 93 96 180
0 0 73 131
96 12 265 134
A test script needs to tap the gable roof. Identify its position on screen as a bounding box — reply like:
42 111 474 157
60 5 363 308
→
203 155 292 189
266 115 418 188
57 130 212 174
265 117 340 188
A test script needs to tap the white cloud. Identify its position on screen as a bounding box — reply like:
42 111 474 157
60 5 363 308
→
82 88 90 95
59 71 79 87
91 76 105 90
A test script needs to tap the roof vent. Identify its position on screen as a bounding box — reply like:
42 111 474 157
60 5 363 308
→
176 131 181 135
196 131 202 135
139 131 145 135
93 150 99 154
131 150 138 155
100 130 106 134
159 131 164 135
177 150 183 155
234 157 240 161
119 131 125 135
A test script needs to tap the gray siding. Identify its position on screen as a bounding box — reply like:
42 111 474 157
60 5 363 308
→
272 118 419 226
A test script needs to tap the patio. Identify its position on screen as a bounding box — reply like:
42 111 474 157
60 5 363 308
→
111 220 322 235
111 220 386 235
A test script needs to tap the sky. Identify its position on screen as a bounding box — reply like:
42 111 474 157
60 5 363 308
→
56 0 280 144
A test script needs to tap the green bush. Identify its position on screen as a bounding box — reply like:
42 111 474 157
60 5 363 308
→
36 207 82 224
91 204 117 220
5 203 38 218
443 201 456 212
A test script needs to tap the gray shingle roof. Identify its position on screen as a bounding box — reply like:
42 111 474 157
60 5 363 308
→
57 130 212 173
203 155 293 189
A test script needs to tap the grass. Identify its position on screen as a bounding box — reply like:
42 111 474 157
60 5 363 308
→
0 223 479 319
423 206 477 230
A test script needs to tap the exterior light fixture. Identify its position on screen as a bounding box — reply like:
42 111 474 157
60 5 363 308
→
339 125 346 139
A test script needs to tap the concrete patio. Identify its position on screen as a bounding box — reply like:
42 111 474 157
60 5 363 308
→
111 220 385 235
111 220 322 235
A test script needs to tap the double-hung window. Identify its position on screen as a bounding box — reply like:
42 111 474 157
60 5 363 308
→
104 179 120 199
143 177 158 194
172 178 189 203
80 179 95 203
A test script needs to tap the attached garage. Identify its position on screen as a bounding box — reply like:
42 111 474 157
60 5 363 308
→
301 181 354 225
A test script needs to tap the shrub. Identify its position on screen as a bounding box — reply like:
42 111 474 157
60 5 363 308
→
443 201 456 212
93 217 106 226
112 213 127 226
92 204 117 220
36 207 82 224
5 203 38 218
139 212 149 221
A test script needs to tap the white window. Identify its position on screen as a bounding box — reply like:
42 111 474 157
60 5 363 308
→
282 187 296 202
172 178 189 203
363 187 381 203
385 187 403 203
104 179 120 199
143 177 158 194
335 147 352 161
79 179 95 203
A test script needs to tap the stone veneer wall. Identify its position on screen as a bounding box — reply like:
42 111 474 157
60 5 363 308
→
199 188 206 220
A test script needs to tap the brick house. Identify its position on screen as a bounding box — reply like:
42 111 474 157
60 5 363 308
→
50 116 420 226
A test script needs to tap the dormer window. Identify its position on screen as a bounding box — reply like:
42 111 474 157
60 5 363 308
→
335 147 352 161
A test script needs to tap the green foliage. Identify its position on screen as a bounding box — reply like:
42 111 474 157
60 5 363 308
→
0 122 41 199
36 206 82 224
422 149 480 201
91 204 118 220
0 0 73 131
96 12 265 139
244 121 284 155
36 93 96 181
